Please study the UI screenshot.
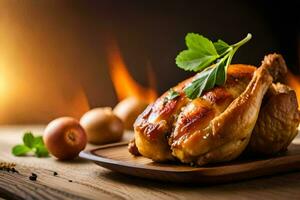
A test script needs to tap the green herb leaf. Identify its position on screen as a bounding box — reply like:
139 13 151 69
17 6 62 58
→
167 89 180 100
32 136 44 147
12 132 49 158
176 33 219 72
176 33 252 99
23 132 34 148
12 145 31 156
186 33 218 56
213 39 230 55
176 50 218 72
35 146 49 157
215 57 227 86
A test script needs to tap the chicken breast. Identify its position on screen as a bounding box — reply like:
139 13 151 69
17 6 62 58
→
133 64 255 162
131 54 290 165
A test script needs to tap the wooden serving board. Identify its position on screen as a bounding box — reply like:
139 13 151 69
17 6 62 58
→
79 142 300 183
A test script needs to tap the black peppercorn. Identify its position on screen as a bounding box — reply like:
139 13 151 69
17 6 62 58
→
29 173 37 181
11 168 19 173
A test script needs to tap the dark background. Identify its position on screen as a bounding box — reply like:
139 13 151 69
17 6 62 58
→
0 0 299 123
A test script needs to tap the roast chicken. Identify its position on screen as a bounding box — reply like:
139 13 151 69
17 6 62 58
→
129 54 300 166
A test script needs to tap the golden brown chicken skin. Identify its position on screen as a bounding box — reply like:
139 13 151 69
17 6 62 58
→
133 64 256 162
248 83 300 155
171 66 272 165
133 77 191 161
171 65 255 146
132 54 292 166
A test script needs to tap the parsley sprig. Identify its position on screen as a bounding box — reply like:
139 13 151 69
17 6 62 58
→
176 33 252 99
166 88 180 100
12 132 49 157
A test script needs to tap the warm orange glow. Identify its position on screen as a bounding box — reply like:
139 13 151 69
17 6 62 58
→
107 40 157 103
0 3 91 124
286 71 300 106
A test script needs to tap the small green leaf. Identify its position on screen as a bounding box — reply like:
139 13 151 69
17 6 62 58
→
184 66 218 99
167 89 180 100
12 145 31 156
33 135 48 157
176 50 218 72
176 33 219 72
23 132 34 148
214 39 230 55
215 58 228 85
32 136 44 147
34 146 49 157
185 33 218 56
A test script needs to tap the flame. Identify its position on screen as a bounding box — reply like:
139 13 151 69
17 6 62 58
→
107 40 157 103
286 71 300 106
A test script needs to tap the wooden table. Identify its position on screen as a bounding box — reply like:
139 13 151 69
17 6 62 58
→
0 125 300 200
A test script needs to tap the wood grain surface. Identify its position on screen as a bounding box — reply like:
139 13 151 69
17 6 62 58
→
0 125 300 200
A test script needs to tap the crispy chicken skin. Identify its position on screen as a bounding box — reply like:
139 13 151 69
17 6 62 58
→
171 60 276 165
133 77 192 161
248 83 300 155
133 64 256 162
131 54 296 165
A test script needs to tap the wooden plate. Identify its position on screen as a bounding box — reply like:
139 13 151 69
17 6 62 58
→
79 142 300 183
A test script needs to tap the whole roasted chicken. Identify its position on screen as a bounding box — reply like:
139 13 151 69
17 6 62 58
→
129 54 300 166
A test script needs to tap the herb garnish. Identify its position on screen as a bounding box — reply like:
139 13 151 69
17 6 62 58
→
176 33 252 99
163 88 180 105
167 88 180 100
12 132 49 157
